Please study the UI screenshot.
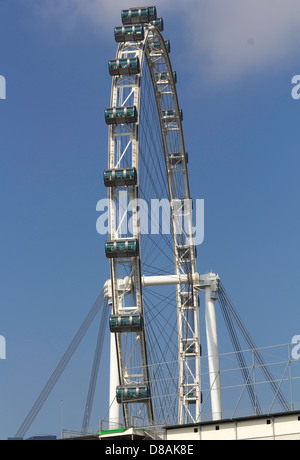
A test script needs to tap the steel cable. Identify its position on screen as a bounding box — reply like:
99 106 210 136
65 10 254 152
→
15 290 105 439
218 282 290 413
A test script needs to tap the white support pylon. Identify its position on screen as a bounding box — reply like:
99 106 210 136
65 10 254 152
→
203 274 222 421
109 331 120 430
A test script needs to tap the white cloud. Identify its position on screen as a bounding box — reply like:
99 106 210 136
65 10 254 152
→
33 0 300 80
185 0 300 80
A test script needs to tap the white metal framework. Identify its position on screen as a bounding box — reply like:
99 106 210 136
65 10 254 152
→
104 8 201 428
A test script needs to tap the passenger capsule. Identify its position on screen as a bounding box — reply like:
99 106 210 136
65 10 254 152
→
168 152 187 165
154 71 177 84
103 168 137 187
181 292 193 307
172 198 193 212
183 341 196 354
105 106 138 125
116 385 150 404
148 40 170 53
108 57 140 76
105 239 139 259
181 292 200 309
149 18 164 31
162 109 183 122
148 6 157 20
121 7 157 24
181 292 200 310
109 314 143 333
177 245 197 262
186 391 197 404
114 25 144 43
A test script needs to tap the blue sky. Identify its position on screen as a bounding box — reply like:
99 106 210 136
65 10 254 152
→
0 0 300 439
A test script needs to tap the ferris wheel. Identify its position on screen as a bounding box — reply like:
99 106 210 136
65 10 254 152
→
104 6 201 429
14 6 292 441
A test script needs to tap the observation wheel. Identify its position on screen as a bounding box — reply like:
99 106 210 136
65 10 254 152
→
104 6 200 429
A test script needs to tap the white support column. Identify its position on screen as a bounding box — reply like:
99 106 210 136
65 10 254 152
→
109 332 120 430
204 284 222 421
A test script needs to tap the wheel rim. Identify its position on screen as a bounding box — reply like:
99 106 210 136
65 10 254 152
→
105 15 201 428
